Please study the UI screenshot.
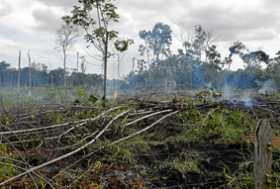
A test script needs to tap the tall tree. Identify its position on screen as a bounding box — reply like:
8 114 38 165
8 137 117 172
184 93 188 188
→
69 0 131 100
205 45 223 70
56 17 79 87
17 50 21 89
229 41 269 69
192 25 210 61
267 51 280 86
76 51 80 72
80 56 86 74
139 23 172 64
180 25 211 62
27 50 32 89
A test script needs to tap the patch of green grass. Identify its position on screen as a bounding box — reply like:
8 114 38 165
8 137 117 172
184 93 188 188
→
177 105 202 125
97 141 135 164
172 108 255 144
160 151 201 173
0 144 15 182
222 161 254 189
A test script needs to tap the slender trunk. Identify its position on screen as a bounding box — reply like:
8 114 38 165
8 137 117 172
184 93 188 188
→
63 49 67 87
27 51 32 89
117 54 120 79
132 58 135 72
156 53 160 65
102 32 109 101
17 50 21 89
190 62 193 89
76 52 79 72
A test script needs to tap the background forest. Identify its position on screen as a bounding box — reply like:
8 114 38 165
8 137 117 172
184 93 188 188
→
1 24 280 94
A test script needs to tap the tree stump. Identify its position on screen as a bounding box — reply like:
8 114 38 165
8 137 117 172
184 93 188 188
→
254 119 273 189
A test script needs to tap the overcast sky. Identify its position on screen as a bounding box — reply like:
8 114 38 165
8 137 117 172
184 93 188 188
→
0 0 279 77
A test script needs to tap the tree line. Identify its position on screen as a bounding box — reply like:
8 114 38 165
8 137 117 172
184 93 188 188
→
0 61 103 88
122 24 280 91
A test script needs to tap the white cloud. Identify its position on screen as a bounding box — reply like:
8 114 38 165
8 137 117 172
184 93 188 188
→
0 0 279 77
0 0 12 17
32 7 64 32
34 0 76 8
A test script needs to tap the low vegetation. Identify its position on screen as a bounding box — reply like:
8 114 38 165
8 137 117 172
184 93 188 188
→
0 90 280 188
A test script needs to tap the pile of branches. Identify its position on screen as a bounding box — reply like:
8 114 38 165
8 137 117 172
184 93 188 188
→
0 96 280 188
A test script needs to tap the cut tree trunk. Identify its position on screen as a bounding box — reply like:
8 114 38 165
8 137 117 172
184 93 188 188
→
254 119 273 189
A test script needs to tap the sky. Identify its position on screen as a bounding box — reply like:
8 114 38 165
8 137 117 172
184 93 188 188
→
0 0 280 78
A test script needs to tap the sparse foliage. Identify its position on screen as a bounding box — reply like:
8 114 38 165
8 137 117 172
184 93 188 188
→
139 23 172 64
69 0 132 100
56 17 79 87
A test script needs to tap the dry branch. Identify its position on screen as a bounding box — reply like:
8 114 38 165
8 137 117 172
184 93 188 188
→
0 109 131 187
0 106 125 136
111 111 178 145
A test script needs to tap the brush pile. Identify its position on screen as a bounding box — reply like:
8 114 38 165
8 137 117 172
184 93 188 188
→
1 94 280 188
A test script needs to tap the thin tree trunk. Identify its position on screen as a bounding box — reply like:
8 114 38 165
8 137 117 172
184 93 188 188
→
76 52 79 72
63 49 67 87
27 51 32 90
117 54 120 79
102 32 109 101
190 63 193 89
17 50 21 89
132 58 135 72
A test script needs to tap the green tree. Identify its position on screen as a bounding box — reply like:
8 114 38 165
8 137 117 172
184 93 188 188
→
229 41 269 71
267 51 280 87
69 0 130 100
192 25 210 61
180 25 211 62
139 22 172 64
205 45 223 70
49 68 65 86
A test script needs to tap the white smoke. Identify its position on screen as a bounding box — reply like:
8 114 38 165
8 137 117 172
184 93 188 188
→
221 85 254 108
258 79 276 95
